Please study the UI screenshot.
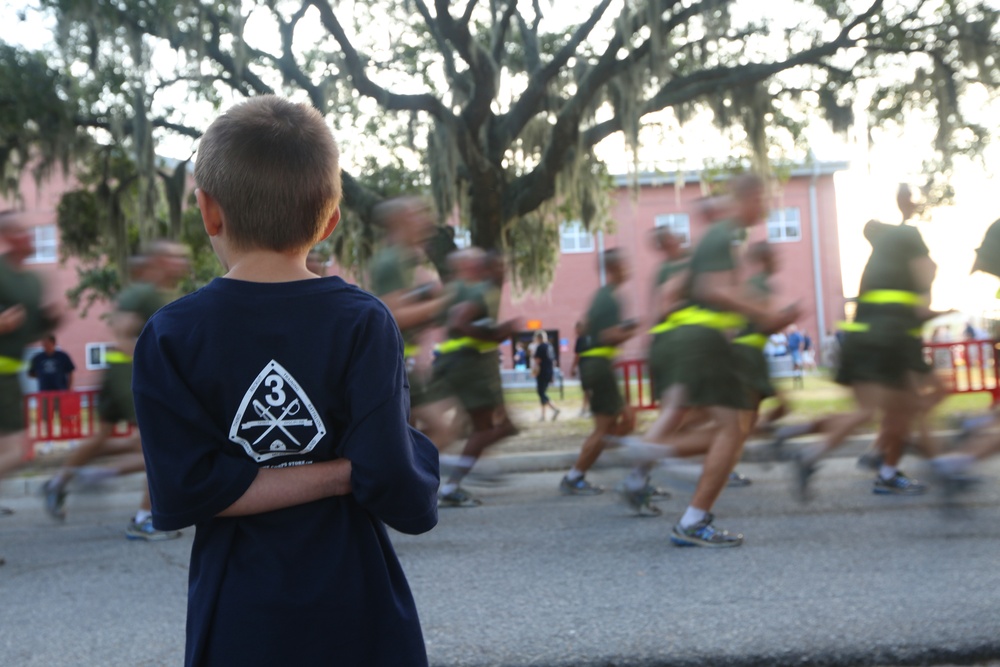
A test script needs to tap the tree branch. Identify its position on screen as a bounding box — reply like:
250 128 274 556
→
413 0 472 100
490 1 518 67
498 0 618 148
509 2 879 220
77 115 203 140
309 0 450 118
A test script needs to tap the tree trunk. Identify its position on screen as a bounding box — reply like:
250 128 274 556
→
468 166 506 251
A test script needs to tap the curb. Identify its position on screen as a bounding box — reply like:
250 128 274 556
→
1 432 899 500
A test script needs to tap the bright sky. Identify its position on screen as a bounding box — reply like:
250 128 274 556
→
4 1 1000 323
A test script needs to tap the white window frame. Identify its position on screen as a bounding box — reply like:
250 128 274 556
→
453 227 472 249
653 213 692 247
85 342 115 370
559 221 595 254
24 224 58 264
767 208 802 243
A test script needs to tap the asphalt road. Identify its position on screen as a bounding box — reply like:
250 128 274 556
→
2 456 1000 667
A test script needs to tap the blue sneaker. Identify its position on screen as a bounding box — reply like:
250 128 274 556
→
125 517 182 541
670 514 743 548
559 476 603 496
873 472 926 496
42 480 67 521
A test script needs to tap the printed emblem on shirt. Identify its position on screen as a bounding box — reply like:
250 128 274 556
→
229 360 327 463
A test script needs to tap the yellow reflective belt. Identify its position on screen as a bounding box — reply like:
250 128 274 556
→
733 333 768 350
435 337 498 354
838 322 923 338
649 306 746 334
105 351 133 364
580 346 618 359
0 356 23 375
670 307 747 330
858 290 923 306
403 344 421 358
649 306 697 334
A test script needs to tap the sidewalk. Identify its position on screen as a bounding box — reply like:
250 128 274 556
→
1 428 889 500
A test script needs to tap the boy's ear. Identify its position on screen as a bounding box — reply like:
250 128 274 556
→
196 189 224 237
317 206 341 242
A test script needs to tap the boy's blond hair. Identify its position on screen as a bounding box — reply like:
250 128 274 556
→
195 95 342 252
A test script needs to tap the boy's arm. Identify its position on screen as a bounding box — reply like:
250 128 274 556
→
217 459 352 517
339 303 439 535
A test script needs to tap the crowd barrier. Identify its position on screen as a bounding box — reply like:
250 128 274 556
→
615 338 1000 411
23 389 134 461
22 340 1000 457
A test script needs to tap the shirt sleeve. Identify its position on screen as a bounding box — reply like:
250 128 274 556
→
692 225 736 273
338 303 440 535
133 319 260 531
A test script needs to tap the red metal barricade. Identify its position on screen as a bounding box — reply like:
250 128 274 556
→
922 339 1000 406
616 339 1000 412
616 358 658 412
22 389 134 461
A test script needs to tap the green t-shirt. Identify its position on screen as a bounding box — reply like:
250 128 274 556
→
737 272 772 338
369 245 416 297
117 282 170 326
855 223 929 333
445 280 491 341
585 284 622 344
686 221 737 312
655 258 689 287
0 257 50 360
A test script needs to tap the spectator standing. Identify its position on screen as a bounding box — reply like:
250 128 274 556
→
28 334 75 391
532 330 560 421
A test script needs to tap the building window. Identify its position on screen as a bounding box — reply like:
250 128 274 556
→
559 221 595 253
452 227 472 249
653 213 691 247
767 208 802 243
85 343 115 370
25 224 58 264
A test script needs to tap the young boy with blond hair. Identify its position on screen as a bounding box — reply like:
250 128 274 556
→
133 95 439 666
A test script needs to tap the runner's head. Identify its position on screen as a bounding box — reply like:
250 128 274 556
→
602 248 630 285
194 95 341 254
896 182 920 221
651 227 684 258
373 197 434 248
730 173 768 227
0 210 34 262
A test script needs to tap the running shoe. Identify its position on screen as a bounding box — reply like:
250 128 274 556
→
873 472 927 496
670 513 743 548
792 452 817 503
551 408 561 422
125 517 182 541
727 471 752 487
437 488 482 508
559 476 604 496
42 480 67 521
0 506 13 516
618 485 662 517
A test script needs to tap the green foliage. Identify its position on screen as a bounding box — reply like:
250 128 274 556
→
3 0 1000 296
0 43 82 196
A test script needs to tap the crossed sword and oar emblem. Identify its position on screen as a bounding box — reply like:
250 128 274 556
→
241 398 314 448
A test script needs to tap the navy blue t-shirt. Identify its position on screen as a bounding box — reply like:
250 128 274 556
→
29 350 75 390
133 276 439 667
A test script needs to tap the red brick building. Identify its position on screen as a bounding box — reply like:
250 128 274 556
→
1 169 115 391
2 161 847 389
497 162 848 366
